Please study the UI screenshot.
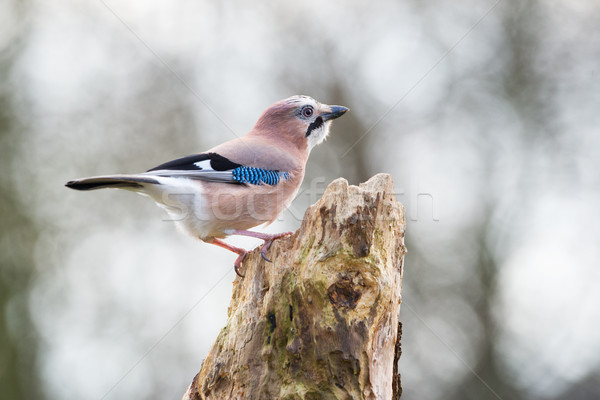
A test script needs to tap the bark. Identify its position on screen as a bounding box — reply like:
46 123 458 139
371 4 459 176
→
183 173 406 400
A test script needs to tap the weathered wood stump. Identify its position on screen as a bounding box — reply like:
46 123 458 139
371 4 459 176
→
183 173 406 400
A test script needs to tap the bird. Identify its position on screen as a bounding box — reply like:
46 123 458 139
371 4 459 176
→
66 95 348 276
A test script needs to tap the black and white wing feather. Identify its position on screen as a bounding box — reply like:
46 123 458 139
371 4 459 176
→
146 152 289 185
66 152 290 191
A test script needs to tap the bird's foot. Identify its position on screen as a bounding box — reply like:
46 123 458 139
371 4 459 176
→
259 232 294 262
233 250 248 277
207 238 248 277
213 230 294 273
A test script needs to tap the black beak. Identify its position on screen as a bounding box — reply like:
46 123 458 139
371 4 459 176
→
321 105 349 121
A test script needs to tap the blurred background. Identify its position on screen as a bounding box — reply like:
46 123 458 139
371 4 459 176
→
1 0 599 399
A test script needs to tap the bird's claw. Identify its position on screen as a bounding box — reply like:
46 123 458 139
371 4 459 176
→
260 232 293 263
261 243 272 262
233 251 248 277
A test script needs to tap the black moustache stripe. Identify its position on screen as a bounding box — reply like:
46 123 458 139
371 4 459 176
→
306 116 323 137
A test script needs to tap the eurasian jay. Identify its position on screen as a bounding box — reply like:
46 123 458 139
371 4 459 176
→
66 95 348 276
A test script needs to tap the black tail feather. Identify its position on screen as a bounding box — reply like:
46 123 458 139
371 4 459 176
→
65 176 160 191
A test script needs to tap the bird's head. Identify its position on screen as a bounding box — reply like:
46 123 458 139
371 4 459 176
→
253 95 348 152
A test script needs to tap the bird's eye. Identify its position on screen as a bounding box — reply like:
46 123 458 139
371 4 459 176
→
302 106 314 118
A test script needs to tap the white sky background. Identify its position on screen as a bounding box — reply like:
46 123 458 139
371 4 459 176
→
4 0 600 399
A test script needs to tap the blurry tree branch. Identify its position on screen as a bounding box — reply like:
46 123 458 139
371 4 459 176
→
183 174 406 400
0 4 43 396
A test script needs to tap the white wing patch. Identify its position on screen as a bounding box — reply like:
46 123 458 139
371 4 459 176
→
193 159 213 170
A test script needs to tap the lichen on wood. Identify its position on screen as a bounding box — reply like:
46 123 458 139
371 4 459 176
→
183 173 406 400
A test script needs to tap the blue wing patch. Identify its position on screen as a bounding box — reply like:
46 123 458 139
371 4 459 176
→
232 167 290 186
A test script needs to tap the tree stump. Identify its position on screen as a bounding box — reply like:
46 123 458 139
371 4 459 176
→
183 173 406 400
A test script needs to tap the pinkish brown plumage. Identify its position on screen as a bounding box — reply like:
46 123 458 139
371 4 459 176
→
66 95 348 276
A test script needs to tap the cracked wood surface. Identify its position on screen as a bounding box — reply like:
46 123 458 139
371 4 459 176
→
182 173 406 400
